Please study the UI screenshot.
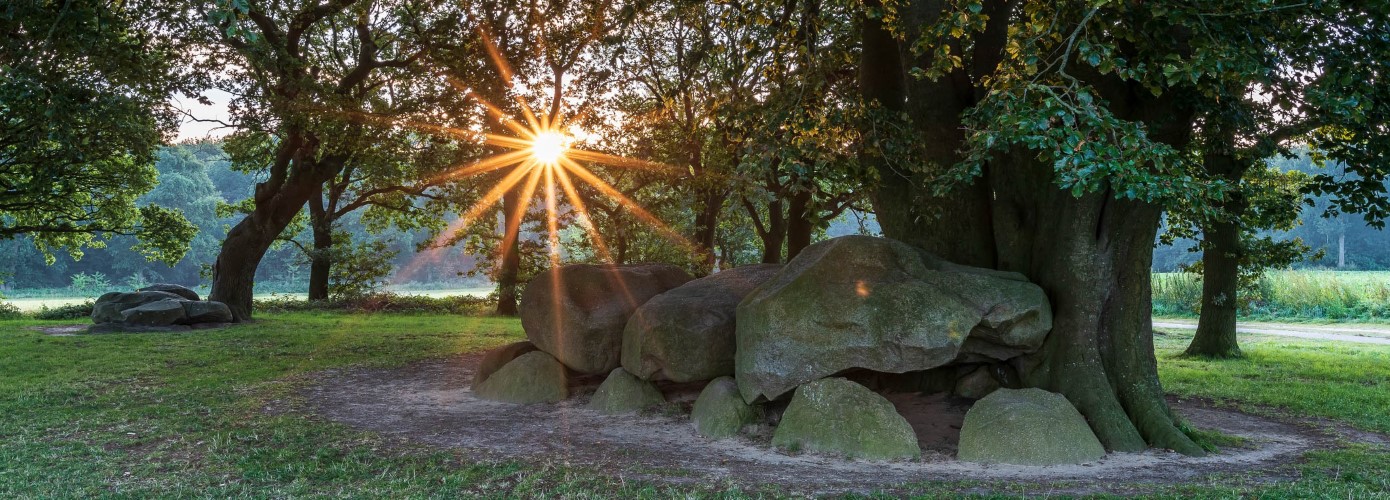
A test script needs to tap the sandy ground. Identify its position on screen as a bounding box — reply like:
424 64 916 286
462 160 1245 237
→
1154 320 1390 344
300 354 1382 495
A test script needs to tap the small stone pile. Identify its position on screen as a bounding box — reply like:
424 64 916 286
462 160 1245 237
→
90 284 234 333
472 235 1110 466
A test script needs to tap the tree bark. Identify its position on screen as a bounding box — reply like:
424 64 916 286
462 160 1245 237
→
1188 152 1245 358
859 1 1203 455
495 185 522 316
307 190 332 301
692 189 725 272
786 188 813 260
760 199 786 263
209 150 335 321
1338 232 1346 268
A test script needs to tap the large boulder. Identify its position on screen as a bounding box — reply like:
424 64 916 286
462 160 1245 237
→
691 376 761 439
120 299 189 326
472 341 541 389
622 264 782 382
91 291 187 324
736 235 1051 402
957 388 1106 466
181 301 233 324
473 351 569 404
771 378 920 460
587 367 665 414
138 283 200 301
521 264 692 374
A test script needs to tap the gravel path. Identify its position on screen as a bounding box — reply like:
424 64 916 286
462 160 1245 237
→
1153 319 1390 345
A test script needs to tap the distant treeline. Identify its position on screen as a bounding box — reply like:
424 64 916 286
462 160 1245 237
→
0 142 484 294
1154 152 1390 272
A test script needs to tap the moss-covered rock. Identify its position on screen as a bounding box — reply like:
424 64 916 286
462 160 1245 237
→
691 376 761 439
771 378 920 460
953 365 1000 399
473 351 569 404
735 235 1052 402
957 388 1106 465
521 264 691 374
587 367 664 414
472 341 540 390
622 264 782 382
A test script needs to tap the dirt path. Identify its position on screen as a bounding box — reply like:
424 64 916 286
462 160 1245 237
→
1153 319 1390 345
300 355 1369 495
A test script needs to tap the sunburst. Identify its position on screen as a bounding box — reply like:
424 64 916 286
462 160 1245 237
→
413 30 693 275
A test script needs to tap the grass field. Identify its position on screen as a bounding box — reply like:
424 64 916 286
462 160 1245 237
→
3 287 494 312
1154 270 1390 322
0 314 1386 497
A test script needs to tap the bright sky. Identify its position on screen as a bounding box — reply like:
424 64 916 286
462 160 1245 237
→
173 89 234 141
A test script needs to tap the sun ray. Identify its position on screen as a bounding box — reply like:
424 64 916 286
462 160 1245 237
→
558 157 697 251
426 149 532 184
443 75 536 139
552 163 642 308
566 149 678 173
496 163 546 267
552 164 615 263
542 164 563 268
436 160 539 246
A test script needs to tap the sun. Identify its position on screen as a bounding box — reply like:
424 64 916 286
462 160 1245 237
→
530 131 568 166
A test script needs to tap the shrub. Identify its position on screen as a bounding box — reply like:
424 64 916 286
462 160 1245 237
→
253 292 495 316
0 302 23 320
33 301 96 320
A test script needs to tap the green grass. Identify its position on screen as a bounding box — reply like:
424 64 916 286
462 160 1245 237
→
1 314 1388 497
1154 270 1390 321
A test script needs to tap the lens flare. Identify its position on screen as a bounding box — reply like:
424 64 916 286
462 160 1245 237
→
531 131 568 166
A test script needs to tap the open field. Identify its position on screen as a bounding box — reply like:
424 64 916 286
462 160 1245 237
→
1 313 1386 496
2 287 494 312
1154 270 1390 322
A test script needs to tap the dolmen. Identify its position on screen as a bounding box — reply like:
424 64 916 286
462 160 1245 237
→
473 235 1110 465
90 283 233 333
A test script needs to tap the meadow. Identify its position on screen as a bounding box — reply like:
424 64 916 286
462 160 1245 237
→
0 313 1386 497
1153 270 1390 322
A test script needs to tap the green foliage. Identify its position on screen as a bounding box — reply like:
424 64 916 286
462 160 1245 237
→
0 302 22 320
67 272 112 296
32 301 96 321
1153 271 1390 321
0 0 199 264
253 293 492 316
326 234 399 299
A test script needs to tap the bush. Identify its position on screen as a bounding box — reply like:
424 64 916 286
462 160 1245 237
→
0 302 23 320
33 301 96 320
253 292 495 316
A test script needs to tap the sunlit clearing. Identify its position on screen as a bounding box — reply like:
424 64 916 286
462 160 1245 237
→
531 131 568 166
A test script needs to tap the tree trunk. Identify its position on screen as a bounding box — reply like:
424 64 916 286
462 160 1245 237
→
1188 218 1242 357
988 157 1204 455
786 188 813 260
495 185 522 316
692 190 725 272
1188 152 1245 358
307 190 332 301
761 199 786 263
1338 232 1346 268
209 177 325 321
860 2 1203 455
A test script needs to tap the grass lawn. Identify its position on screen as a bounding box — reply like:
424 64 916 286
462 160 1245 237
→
0 314 1387 497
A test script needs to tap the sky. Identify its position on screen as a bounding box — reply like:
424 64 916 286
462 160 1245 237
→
173 89 234 141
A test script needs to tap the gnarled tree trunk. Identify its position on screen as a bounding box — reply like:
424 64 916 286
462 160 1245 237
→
210 142 341 321
860 0 1203 455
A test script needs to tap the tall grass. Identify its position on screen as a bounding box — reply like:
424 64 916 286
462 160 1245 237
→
1153 271 1390 320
